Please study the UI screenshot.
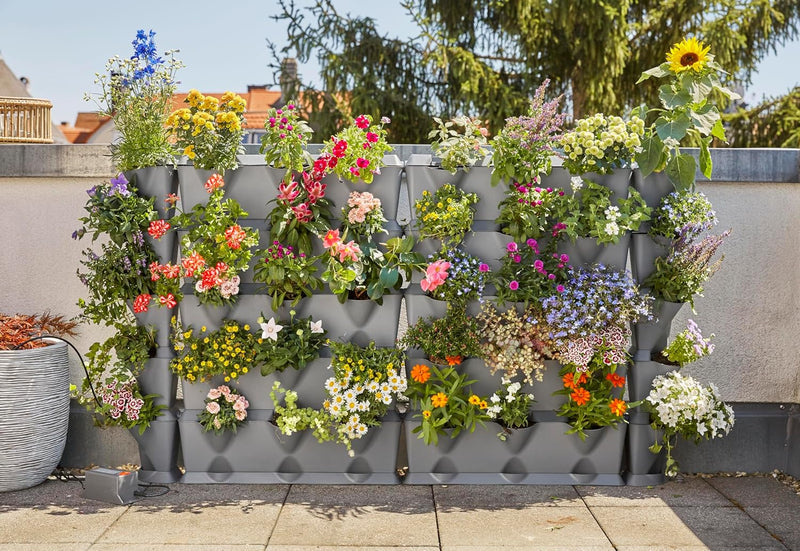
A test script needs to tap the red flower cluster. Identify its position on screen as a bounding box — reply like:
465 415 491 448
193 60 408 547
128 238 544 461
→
147 219 171 239
204 174 225 194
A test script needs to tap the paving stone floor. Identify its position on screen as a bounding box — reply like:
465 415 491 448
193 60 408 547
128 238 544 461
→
1 475 799 550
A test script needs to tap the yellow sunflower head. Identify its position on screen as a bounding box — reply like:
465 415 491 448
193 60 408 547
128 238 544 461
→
667 37 711 74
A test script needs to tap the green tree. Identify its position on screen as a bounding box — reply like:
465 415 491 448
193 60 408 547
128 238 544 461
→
722 87 800 147
268 0 800 143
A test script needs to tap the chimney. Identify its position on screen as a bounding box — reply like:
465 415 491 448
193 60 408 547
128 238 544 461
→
279 58 299 102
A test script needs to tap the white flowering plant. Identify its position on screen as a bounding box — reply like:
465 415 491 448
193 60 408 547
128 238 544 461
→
486 377 534 440
198 385 250 435
649 191 717 241
559 113 645 175
254 313 327 376
555 178 650 244
645 371 735 476
270 342 407 454
429 115 490 174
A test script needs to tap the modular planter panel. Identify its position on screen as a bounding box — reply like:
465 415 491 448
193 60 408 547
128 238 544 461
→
179 409 402 484
625 422 667 486
129 410 182 483
294 293 403 347
403 419 626 485
557 234 631 271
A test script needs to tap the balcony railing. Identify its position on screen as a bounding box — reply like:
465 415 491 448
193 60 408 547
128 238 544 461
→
0 96 53 143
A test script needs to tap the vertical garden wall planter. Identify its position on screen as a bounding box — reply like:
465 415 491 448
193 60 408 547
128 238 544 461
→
461 231 513 271
130 409 181 483
178 294 232 332
630 233 669 283
579 168 632 201
403 418 626 485
179 409 401 484
539 165 572 192
633 170 674 211
0 340 70 492
125 166 178 220
131 304 175 354
404 290 449 327
296 293 403 347
558 234 631 271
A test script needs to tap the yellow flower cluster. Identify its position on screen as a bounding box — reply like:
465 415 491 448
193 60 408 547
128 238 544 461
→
170 321 257 383
561 114 644 171
167 89 246 137
414 184 478 242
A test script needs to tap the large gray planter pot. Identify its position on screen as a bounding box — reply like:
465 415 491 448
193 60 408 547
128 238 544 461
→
181 355 332 411
577 168 632 202
131 304 175 355
179 409 401 484
129 410 181 483
633 170 674 212
538 166 572 193
557 234 630 271
625 422 667 486
0 340 70 492
631 300 685 358
124 166 178 220
404 155 508 222
294 293 402 347
137 356 178 409
144 230 178 265
403 419 626 485
178 157 282 218
321 155 403 229
630 233 669 283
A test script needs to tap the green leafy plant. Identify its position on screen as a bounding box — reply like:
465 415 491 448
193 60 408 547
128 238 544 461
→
645 371 734 476
320 114 392 183
413 184 478 246
268 169 334 256
405 362 490 446
559 113 645 175
253 240 323 311
429 115 490 174
636 37 740 190
172 174 259 306
253 312 327 376
495 182 565 243
198 385 250 435
260 100 314 176
493 238 570 306
397 306 482 364
490 79 566 185
486 377 534 440
555 178 650 244
85 30 182 171
166 89 247 173
662 319 715 368
649 190 717 240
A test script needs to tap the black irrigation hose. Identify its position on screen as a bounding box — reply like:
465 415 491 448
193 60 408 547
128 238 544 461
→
13 335 102 407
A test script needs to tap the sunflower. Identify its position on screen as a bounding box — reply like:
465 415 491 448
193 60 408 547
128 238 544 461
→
667 37 711 74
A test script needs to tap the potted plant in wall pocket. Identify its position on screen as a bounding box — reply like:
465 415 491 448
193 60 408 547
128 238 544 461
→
634 37 740 205
86 29 183 209
0 314 77 492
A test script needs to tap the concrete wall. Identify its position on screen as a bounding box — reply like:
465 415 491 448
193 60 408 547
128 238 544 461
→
1 145 799 404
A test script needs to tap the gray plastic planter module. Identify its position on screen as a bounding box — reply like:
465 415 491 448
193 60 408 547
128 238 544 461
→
625 422 667 486
630 233 669 283
631 299 685 357
292 293 403 348
144 230 178 266
181 355 332 411
179 409 402 484
633 170 674 212
137 356 178 409
177 294 272 334
124 166 178 220
578 168 632 202
129 409 182 483
461 231 513 271
557 234 630 271
177 159 283 219
320 155 403 222
403 418 626 485
131 303 175 353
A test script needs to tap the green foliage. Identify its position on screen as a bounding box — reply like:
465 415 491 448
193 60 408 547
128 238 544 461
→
723 87 800 147
260 101 315 175
253 241 323 311
429 116 490 173
253 312 327 376
405 363 490 446
397 306 482 363
414 184 478 245
495 184 564 243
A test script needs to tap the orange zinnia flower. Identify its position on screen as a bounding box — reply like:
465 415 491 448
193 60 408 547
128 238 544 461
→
410 364 431 384
422 410 431 419
571 387 591 406
563 372 577 389
431 392 449 408
609 399 627 416
445 355 462 366
606 373 626 388
468 394 481 405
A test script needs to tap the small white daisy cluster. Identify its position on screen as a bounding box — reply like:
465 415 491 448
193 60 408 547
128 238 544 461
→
647 371 734 439
487 378 527 418
322 362 407 440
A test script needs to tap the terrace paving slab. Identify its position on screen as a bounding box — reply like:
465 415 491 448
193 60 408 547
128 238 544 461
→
705 475 800 507
576 476 733 507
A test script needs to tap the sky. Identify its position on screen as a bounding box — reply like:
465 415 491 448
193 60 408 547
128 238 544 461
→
1 0 798 126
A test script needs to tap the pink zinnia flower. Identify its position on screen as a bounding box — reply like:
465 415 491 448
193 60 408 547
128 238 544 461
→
479 263 490 272
509 281 519 291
